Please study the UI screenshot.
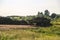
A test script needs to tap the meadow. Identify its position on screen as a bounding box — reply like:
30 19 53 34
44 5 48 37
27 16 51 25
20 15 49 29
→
0 25 60 40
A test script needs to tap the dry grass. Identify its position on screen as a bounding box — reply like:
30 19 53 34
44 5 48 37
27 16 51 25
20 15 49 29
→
0 25 60 40
0 29 60 40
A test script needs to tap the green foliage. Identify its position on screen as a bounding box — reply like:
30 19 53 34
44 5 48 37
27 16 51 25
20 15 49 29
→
51 13 57 19
37 12 44 17
32 17 51 26
44 10 50 17
0 9 60 27
29 25 60 36
56 15 60 19
51 18 60 25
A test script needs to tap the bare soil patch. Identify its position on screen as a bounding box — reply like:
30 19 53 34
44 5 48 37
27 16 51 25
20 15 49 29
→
0 25 37 30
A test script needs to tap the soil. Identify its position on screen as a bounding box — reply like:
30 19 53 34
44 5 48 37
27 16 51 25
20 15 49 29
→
0 25 37 30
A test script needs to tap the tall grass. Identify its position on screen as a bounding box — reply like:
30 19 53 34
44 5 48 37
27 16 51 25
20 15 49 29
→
0 25 60 40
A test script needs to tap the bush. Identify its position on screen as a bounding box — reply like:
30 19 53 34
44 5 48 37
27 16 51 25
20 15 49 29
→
32 17 52 27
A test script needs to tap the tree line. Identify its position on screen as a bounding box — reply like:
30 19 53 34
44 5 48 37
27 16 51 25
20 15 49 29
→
0 10 60 27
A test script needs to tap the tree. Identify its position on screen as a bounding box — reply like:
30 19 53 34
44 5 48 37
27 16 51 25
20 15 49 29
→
51 13 56 19
37 12 43 18
32 17 51 27
44 10 50 16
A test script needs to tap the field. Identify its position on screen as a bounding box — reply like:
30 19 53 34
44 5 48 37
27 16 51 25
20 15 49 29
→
0 25 60 40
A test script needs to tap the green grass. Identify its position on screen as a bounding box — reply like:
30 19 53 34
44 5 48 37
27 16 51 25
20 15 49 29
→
0 25 60 40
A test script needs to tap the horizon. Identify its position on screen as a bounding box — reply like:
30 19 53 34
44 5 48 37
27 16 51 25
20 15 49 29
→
0 0 60 16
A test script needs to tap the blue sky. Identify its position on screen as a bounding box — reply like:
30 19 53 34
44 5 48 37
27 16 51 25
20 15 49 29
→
0 0 60 16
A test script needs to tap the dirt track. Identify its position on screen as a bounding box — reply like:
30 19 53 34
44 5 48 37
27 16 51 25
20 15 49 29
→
0 25 37 30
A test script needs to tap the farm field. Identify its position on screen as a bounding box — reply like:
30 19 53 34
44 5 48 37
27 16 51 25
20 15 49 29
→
0 25 60 40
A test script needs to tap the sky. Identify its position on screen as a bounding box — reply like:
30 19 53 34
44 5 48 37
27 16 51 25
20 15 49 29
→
0 0 60 16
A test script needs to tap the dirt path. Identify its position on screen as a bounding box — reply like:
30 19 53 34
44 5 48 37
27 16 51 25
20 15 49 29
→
0 25 37 30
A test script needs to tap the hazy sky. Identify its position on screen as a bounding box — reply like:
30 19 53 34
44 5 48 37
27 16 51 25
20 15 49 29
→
0 0 60 16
